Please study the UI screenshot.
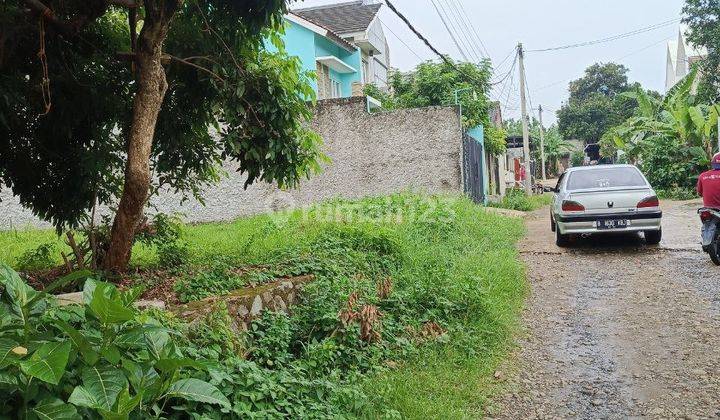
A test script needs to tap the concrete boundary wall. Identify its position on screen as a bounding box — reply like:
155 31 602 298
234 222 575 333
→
0 97 463 229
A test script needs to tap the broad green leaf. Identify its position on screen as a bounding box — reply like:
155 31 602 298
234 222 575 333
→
154 357 207 372
42 270 94 296
54 320 99 365
122 358 160 398
89 285 135 324
705 106 718 138
689 106 707 134
97 388 142 420
115 387 142 414
0 338 21 368
19 341 71 385
101 345 121 364
120 287 144 307
68 366 127 411
0 263 38 324
163 378 230 407
144 329 172 360
82 279 98 306
0 371 18 388
32 398 80 420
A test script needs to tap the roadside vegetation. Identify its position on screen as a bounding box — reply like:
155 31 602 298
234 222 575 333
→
0 193 526 418
488 189 553 212
600 71 717 199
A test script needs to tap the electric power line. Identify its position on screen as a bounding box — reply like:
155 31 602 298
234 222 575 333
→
490 51 518 86
493 48 516 75
428 0 471 61
527 17 680 53
383 0 490 88
377 16 425 61
453 0 492 59
440 0 485 62
533 34 676 92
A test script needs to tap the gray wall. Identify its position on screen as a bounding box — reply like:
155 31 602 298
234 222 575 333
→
0 97 463 229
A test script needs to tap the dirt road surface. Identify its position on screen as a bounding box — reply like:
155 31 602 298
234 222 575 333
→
493 199 720 419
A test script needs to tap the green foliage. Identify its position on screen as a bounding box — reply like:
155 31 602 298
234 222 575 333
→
603 71 720 190
0 1 323 231
570 150 586 167
683 0 720 102
1 193 528 417
0 266 230 419
170 192 524 417
249 311 292 368
557 63 660 144
174 262 244 303
506 118 574 176
488 189 552 212
657 186 699 201
366 59 504 154
138 214 189 268
16 243 57 272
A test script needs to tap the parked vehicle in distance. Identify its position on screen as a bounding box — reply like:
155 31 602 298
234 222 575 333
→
550 165 662 247
698 207 720 265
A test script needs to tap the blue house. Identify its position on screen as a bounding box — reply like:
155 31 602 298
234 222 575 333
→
270 1 390 100
281 13 363 99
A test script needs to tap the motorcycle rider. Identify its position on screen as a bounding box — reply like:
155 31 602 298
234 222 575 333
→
697 152 720 208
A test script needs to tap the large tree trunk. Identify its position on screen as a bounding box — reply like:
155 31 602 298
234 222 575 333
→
103 1 179 272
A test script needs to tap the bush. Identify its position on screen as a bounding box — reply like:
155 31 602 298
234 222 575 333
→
138 213 189 268
0 265 230 419
16 242 57 271
488 188 551 211
2 193 527 418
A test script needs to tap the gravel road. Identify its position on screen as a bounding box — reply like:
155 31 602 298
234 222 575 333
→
492 199 720 419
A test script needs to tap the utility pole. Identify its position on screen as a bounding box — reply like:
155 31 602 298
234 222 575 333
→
538 104 547 181
518 43 532 194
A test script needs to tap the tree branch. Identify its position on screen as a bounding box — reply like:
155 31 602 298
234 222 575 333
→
24 0 71 34
109 0 138 7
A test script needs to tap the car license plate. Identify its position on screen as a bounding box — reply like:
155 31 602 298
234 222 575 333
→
597 219 628 230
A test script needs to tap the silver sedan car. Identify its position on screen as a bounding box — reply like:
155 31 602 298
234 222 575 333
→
550 165 662 247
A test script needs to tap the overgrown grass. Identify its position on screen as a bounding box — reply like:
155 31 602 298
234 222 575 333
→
657 187 699 201
1 193 527 417
488 188 552 212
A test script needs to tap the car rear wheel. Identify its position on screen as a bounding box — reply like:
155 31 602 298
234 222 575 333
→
644 229 662 245
550 213 556 232
555 228 570 247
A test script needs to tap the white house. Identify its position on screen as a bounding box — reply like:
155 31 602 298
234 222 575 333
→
665 26 707 92
293 0 391 89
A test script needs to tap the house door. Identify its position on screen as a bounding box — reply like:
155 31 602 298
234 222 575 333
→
462 134 485 204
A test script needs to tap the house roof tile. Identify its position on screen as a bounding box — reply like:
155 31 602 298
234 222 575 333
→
294 1 382 35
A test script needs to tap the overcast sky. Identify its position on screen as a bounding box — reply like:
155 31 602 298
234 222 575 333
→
291 0 686 125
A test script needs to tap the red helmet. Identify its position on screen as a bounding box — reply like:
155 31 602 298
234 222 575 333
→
713 153 720 170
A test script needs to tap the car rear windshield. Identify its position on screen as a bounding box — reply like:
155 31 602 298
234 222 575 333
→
566 167 647 190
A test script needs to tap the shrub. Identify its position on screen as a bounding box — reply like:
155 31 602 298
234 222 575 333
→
16 242 57 272
488 188 551 211
0 265 229 419
138 213 189 268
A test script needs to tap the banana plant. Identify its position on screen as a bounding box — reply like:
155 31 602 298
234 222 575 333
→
0 264 230 419
612 70 720 158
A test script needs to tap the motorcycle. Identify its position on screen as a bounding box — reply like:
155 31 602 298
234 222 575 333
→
699 207 720 265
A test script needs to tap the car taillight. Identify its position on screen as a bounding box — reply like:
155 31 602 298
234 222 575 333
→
637 196 659 208
701 211 713 222
561 200 585 212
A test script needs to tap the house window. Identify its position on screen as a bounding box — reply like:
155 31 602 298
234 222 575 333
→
316 63 331 99
331 79 342 98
